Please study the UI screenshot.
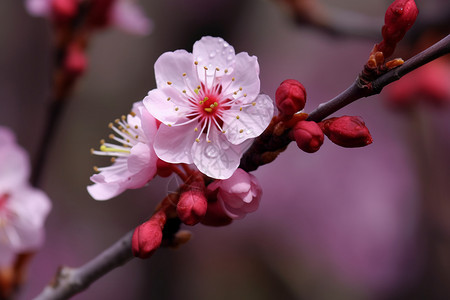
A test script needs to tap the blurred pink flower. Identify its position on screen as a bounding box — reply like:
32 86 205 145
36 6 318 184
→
144 36 274 179
88 102 159 200
0 127 51 267
25 0 152 35
207 168 262 219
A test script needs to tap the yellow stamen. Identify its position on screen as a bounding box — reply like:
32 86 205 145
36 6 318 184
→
194 128 198 132
182 73 186 76
204 108 213 113
195 138 200 142
100 145 130 153
194 88 199 94
236 115 240 119
239 129 244 133
167 81 172 85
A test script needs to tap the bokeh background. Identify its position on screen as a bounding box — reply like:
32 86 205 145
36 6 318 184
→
1 0 449 299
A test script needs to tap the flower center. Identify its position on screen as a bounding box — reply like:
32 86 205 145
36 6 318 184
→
199 95 220 115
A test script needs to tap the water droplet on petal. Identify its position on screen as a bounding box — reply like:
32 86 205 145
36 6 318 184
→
227 55 233 61
223 42 229 48
209 52 216 58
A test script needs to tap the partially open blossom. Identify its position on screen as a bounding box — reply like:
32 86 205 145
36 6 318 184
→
275 79 306 117
0 127 51 268
25 0 152 35
177 181 208 226
144 36 274 179
206 168 262 220
290 120 324 153
87 102 158 200
132 210 166 259
376 0 419 58
320 116 373 148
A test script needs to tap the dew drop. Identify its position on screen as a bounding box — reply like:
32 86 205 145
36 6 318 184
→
209 52 216 58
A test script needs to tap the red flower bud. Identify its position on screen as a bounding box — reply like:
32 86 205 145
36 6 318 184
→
51 0 78 24
320 116 373 148
64 45 87 77
290 120 324 153
378 0 418 57
132 211 166 259
275 79 307 118
177 182 208 226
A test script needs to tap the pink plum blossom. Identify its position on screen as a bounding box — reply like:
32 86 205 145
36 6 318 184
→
144 36 274 179
0 127 51 267
87 102 159 200
207 168 262 219
25 0 152 35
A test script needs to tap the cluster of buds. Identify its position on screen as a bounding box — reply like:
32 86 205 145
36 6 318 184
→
273 79 373 153
131 168 263 258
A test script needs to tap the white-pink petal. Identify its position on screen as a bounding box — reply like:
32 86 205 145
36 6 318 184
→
191 131 248 179
154 50 197 90
193 36 236 77
153 124 196 164
111 0 153 35
223 94 274 145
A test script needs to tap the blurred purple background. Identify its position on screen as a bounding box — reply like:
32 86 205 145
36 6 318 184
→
1 0 449 299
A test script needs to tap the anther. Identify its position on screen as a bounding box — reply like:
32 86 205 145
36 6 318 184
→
194 128 198 132
93 166 99 172
252 102 256 106
182 73 187 76
100 139 105 144
204 108 213 113
130 111 136 117
175 107 179 111
239 129 244 133
194 61 198 65
134 125 138 129
109 134 115 139
224 69 228 73
121 115 126 121
90 148 95 154
195 138 200 142
232 77 235 81
214 102 218 107
204 66 208 70
239 107 243 111
239 87 242 91
167 97 171 101
236 115 240 119
167 81 172 85
114 119 120 124
207 140 211 143
108 123 114 128
216 67 220 71
182 90 186 93
111 157 116 163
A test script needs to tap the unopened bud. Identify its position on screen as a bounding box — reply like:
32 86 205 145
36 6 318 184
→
64 45 86 76
320 116 373 148
378 0 418 57
51 0 78 24
290 120 324 153
275 79 307 118
177 182 207 226
132 211 166 259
